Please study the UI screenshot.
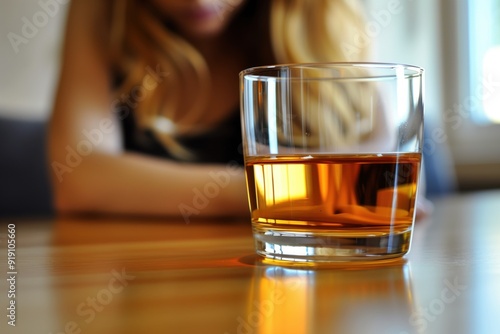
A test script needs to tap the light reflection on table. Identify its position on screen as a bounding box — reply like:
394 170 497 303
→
1 190 500 334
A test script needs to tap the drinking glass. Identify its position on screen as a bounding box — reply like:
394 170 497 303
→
240 63 424 263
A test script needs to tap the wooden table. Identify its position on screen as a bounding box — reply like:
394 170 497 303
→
1 190 500 334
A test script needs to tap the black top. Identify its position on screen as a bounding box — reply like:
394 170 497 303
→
119 108 244 166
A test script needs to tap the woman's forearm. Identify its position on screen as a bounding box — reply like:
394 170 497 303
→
50 151 249 219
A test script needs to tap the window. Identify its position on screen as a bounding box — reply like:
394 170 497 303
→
441 0 500 189
361 0 500 190
468 0 500 124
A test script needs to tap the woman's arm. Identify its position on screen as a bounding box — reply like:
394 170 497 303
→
48 0 248 218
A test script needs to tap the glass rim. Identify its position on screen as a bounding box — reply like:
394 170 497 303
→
240 62 424 82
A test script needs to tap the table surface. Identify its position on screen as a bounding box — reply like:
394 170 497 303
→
1 190 500 334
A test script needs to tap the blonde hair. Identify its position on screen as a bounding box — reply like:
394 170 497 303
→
270 0 373 148
110 0 368 159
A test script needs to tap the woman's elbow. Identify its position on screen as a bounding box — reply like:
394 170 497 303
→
50 176 95 214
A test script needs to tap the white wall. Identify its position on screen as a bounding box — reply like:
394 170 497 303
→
0 0 69 120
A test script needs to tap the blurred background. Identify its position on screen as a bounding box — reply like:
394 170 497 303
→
1 0 499 217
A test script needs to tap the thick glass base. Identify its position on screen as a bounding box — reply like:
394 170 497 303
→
253 227 412 264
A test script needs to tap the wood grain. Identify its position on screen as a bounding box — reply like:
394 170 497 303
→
1 190 500 334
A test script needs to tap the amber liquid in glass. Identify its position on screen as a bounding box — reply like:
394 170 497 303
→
245 153 421 262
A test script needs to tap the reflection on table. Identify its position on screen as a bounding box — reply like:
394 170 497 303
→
1 190 500 334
